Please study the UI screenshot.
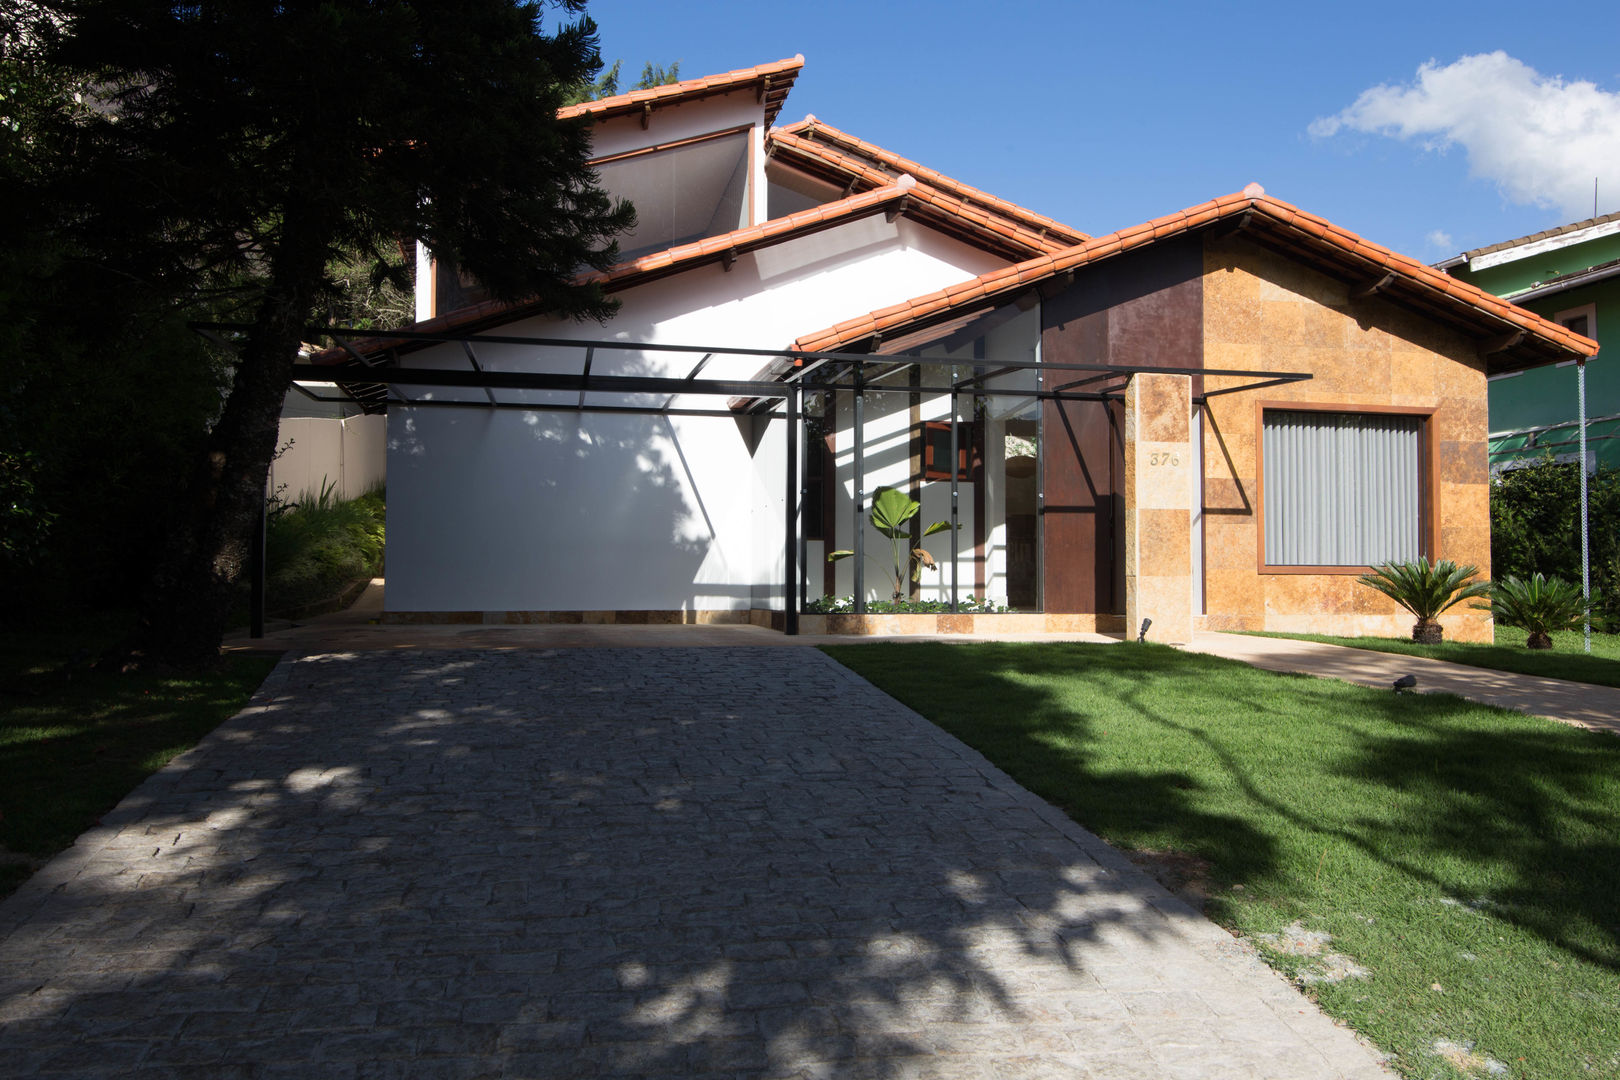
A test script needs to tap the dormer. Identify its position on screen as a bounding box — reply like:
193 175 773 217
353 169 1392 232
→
415 56 804 322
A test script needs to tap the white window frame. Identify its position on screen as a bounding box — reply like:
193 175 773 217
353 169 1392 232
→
1553 303 1596 368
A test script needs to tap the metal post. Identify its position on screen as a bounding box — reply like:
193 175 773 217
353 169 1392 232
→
853 374 866 614
1579 358 1591 653
798 392 810 616
785 385 800 636
1035 337 1045 611
250 488 266 639
950 384 960 613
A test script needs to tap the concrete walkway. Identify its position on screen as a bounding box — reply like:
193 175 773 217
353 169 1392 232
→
0 647 1390 1079
1184 632 1620 735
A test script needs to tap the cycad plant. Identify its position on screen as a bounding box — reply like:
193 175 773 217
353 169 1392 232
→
1474 573 1591 649
1356 558 1491 644
828 487 956 602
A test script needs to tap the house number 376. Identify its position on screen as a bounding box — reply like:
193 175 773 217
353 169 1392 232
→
1149 452 1181 467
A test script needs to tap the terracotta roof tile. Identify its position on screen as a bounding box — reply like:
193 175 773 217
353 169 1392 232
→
792 187 1600 363
768 120 1088 247
317 183 922 361
766 130 1066 259
590 183 910 288
559 56 804 128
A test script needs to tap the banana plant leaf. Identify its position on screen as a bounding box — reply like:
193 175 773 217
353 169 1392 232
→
869 487 921 538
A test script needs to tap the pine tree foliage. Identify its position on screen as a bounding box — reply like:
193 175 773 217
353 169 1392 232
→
560 56 680 106
13 0 635 663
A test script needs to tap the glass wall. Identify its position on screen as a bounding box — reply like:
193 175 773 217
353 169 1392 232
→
809 306 1044 613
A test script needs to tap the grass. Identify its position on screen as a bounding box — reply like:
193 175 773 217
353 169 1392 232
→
825 641 1620 1080
0 613 280 901
1242 628 1620 688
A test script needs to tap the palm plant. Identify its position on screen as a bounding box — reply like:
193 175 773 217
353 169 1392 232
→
1356 558 1491 643
1473 573 1592 649
828 487 956 601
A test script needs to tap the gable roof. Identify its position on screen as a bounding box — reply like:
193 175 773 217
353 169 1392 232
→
793 184 1598 372
366 165 1085 356
770 117 1088 247
559 56 803 128
767 128 1069 259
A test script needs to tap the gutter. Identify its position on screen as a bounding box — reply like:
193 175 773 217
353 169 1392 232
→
1505 260 1620 304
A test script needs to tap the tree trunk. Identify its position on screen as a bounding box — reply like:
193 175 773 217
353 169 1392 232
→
1526 630 1554 650
1412 619 1443 644
135 219 330 667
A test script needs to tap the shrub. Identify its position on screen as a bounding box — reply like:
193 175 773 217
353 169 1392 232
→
1475 573 1593 649
263 483 385 615
805 594 1013 615
1491 459 1620 629
1356 558 1490 643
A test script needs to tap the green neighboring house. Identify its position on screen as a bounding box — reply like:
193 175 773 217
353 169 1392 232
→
1437 213 1617 471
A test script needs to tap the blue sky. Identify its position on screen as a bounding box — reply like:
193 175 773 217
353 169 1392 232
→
582 0 1620 261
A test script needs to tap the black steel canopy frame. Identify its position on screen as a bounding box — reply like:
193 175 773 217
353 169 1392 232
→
201 323 1311 637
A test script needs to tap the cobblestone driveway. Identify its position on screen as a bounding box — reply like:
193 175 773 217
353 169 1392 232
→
0 648 1389 1078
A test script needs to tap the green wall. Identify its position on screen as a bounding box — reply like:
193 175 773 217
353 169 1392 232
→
1488 280 1618 433
1449 231 1618 447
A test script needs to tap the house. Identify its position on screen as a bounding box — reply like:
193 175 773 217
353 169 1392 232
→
308 56 1596 644
1436 216 1616 471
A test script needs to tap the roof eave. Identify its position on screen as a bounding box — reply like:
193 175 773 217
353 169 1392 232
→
559 55 804 128
794 191 1598 369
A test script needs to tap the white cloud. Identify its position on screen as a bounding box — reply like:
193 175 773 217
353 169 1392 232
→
1425 229 1453 252
1311 52 1620 219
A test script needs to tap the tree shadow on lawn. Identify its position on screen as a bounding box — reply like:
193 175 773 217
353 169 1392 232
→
0 647 1292 1078
1334 708 1620 970
832 641 1620 971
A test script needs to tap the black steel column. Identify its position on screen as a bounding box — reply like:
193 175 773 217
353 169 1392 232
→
784 385 800 636
1035 354 1045 610
250 488 266 639
798 390 811 615
853 375 866 614
950 385 960 613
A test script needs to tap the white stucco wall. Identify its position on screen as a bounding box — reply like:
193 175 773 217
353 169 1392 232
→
385 217 1005 612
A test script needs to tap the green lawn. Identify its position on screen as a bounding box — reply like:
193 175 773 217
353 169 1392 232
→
825 641 1620 1080
1243 628 1620 688
0 615 280 900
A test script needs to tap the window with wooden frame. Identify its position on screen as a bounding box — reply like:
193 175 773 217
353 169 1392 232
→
921 421 973 482
1257 404 1435 573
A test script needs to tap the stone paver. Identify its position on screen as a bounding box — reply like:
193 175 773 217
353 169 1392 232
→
0 648 1390 1078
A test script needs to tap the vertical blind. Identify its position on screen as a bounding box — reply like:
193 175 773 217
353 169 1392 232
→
1263 411 1422 566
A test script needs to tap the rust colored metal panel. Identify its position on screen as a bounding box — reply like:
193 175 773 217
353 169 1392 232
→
1039 238 1205 614
1042 396 1116 613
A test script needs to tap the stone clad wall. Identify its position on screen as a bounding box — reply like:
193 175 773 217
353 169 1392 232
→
1199 237 1495 643
1123 374 1194 644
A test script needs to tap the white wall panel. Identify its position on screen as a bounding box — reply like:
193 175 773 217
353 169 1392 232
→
386 217 1002 612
